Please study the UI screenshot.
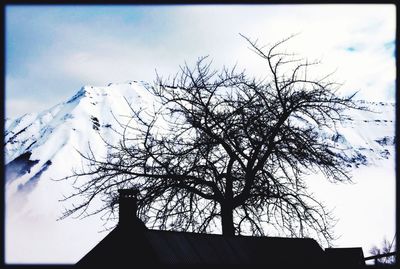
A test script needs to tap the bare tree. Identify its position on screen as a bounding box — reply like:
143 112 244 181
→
60 35 363 246
370 237 396 265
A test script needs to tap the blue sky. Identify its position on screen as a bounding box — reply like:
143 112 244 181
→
6 4 396 119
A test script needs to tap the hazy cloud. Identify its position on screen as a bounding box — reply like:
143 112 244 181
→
6 4 396 118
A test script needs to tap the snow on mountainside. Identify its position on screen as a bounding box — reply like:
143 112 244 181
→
5 81 154 263
5 81 153 191
4 82 396 264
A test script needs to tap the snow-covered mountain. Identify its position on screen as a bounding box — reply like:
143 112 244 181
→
5 81 155 264
4 82 396 264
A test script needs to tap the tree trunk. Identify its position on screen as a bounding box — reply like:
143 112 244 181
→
221 173 235 236
221 202 235 236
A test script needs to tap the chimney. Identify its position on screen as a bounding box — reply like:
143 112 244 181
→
118 189 138 227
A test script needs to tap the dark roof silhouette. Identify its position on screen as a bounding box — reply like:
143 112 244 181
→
77 224 327 268
325 247 365 268
76 189 366 269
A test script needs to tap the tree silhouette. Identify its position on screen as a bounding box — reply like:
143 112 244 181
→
369 237 396 264
60 35 363 245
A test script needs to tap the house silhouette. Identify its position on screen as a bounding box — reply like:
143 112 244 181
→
76 189 366 269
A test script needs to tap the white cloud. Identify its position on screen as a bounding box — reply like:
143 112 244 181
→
144 4 396 100
7 5 395 120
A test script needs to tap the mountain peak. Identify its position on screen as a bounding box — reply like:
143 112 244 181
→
70 81 151 102
5 81 153 166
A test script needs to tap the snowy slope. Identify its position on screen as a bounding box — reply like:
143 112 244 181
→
4 82 396 263
306 101 396 256
5 81 152 189
5 81 154 264
325 100 395 166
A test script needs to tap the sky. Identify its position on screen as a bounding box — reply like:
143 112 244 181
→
5 4 396 119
